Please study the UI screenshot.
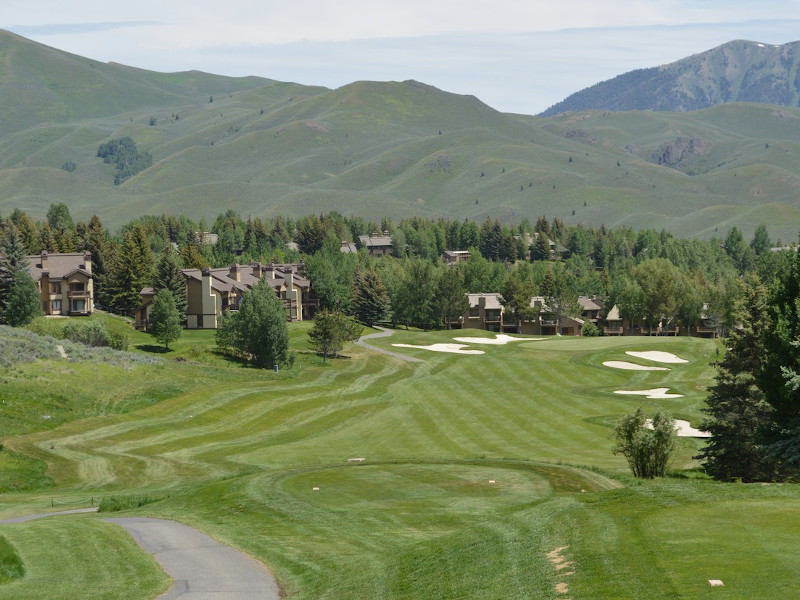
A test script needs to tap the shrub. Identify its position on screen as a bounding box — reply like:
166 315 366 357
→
611 407 677 478
582 321 600 336
98 494 163 512
63 320 127 350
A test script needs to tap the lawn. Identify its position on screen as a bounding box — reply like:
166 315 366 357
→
1 324 798 599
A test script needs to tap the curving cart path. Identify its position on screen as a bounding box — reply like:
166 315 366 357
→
355 326 422 362
0 510 279 599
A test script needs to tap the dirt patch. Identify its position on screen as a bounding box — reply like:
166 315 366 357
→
547 545 573 597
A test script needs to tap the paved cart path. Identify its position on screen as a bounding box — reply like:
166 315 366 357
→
356 326 423 362
1 510 279 599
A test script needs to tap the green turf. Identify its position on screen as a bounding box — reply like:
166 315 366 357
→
1 326 798 598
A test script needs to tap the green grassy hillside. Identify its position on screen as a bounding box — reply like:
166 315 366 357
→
3 324 800 599
3 30 800 241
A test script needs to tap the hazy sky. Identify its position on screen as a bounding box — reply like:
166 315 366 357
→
5 1 800 114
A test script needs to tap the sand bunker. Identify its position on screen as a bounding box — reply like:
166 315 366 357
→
614 388 684 399
603 361 669 371
452 334 544 345
392 343 485 355
646 418 710 438
626 351 687 364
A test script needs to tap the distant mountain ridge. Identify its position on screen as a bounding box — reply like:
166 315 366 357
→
541 40 800 116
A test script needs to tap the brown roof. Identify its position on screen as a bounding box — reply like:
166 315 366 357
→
26 253 91 280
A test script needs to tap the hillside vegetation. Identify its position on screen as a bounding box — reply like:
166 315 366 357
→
2 31 800 240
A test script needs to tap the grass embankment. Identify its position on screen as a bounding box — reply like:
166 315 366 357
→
3 323 800 598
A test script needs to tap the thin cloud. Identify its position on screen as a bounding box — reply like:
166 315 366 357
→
8 21 162 36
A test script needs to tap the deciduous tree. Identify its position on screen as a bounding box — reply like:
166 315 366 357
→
149 289 182 350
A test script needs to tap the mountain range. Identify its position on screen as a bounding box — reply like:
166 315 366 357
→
1 30 800 241
541 39 800 116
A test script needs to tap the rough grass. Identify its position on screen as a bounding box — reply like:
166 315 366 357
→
2 327 799 599
0 519 168 600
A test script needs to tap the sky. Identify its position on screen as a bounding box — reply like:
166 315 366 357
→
5 1 800 114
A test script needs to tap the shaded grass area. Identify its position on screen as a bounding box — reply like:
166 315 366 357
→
0 535 23 584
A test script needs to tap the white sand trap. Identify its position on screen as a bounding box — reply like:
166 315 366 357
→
452 334 544 345
603 361 669 371
614 388 684 399
646 418 710 438
626 351 687 364
392 343 484 355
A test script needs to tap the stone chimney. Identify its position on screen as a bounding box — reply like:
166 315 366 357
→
284 268 294 291
40 250 48 270
83 251 92 274
251 262 262 279
229 263 240 282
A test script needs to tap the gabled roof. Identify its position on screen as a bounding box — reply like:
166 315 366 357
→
578 296 603 312
26 253 91 280
606 304 621 321
359 234 393 247
467 292 504 310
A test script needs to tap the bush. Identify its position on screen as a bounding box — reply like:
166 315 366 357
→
582 321 600 336
63 320 127 350
611 407 677 478
98 494 163 512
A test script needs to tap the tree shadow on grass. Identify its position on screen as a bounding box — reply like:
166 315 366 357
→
135 344 170 354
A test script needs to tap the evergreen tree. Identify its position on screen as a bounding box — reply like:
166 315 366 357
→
108 224 154 314
697 276 776 481
307 309 363 363
3 271 42 326
149 289 182 350
153 245 187 323
352 265 390 327
750 224 772 257
531 233 551 262
0 226 30 313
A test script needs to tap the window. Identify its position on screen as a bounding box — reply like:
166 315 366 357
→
468 307 479 318
71 299 86 313
69 282 85 292
50 282 60 294
52 299 62 314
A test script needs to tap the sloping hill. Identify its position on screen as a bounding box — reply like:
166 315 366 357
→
2 30 800 240
541 40 800 116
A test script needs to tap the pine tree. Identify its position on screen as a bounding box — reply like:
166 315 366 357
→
0 226 30 313
153 245 187 323
4 271 42 326
696 276 776 481
307 309 363 363
109 224 154 314
352 265 390 326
